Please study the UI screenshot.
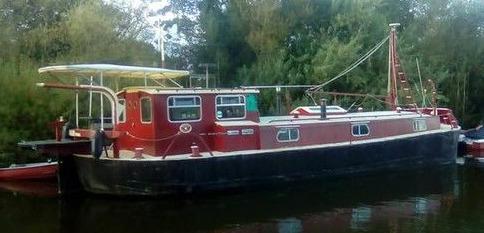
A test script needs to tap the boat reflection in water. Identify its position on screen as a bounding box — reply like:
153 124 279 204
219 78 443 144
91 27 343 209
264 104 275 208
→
463 151 484 168
0 180 58 197
1 167 459 233
61 167 458 233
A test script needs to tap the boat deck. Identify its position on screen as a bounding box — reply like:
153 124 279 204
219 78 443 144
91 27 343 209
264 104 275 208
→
258 111 425 125
18 139 90 148
18 139 91 155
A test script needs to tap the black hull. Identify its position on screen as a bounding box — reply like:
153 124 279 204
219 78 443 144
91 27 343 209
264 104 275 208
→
73 130 459 195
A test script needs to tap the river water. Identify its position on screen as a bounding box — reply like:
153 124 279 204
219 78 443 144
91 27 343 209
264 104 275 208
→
1 164 484 233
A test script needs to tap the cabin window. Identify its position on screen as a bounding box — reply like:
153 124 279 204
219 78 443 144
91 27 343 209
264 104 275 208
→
277 128 300 142
140 97 152 123
216 95 246 120
413 119 427 131
118 99 126 123
168 96 201 122
352 123 370 136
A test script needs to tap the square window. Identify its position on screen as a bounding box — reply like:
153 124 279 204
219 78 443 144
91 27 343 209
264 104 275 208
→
168 96 201 122
216 95 246 120
277 128 299 142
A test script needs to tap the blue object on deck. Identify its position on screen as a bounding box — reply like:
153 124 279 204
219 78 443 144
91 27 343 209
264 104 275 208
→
465 126 484 139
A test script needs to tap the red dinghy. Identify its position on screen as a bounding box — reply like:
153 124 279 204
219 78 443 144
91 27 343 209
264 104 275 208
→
0 162 58 181
464 126 484 153
466 139 484 153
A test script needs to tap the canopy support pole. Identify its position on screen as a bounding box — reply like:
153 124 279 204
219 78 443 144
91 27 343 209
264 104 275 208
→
75 77 79 128
100 72 104 130
205 66 209 88
89 76 93 118
416 57 425 107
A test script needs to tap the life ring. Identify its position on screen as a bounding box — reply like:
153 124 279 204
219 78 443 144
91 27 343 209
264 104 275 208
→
91 130 105 159
179 123 192 134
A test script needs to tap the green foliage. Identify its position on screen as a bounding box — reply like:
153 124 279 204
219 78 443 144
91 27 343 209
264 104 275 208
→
0 0 483 154
0 60 72 152
167 0 483 126
0 0 160 153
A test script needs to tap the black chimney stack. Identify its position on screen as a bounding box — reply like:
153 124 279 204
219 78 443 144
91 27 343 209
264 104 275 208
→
320 98 327 120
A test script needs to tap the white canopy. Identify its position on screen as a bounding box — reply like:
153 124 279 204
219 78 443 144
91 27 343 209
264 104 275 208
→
38 64 190 79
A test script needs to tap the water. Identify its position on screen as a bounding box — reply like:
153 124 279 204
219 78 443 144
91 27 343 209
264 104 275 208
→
2 165 484 233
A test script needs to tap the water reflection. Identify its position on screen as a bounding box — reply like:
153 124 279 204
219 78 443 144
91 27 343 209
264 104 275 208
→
0 181 57 197
350 207 371 230
277 218 302 233
0 166 464 233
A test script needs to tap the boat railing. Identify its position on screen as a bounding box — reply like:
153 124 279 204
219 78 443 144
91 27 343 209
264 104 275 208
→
36 83 118 130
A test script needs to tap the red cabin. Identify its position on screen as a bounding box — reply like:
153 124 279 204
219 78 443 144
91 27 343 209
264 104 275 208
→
115 88 261 156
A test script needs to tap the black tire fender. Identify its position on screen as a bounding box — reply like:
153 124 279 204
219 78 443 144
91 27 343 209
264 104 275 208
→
91 130 105 159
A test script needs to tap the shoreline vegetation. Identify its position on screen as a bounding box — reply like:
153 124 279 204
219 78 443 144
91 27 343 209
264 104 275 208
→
0 0 482 158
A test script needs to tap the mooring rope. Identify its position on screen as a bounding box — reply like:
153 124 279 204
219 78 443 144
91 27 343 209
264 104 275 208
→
125 131 181 142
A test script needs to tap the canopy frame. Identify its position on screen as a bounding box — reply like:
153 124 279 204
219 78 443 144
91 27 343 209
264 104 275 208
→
38 64 189 130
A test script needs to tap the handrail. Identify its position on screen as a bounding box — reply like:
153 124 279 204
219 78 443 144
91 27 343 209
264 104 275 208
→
36 83 119 130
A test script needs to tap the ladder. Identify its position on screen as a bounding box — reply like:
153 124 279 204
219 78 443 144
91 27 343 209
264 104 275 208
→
389 24 417 109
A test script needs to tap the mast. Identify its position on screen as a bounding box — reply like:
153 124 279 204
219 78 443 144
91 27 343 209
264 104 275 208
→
387 23 417 110
388 23 399 110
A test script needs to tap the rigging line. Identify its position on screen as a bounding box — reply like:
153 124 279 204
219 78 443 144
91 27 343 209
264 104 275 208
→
310 36 389 92
366 94 393 106
307 92 318 105
332 37 388 81
347 97 362 111
352 95 370 110
307 36 390 94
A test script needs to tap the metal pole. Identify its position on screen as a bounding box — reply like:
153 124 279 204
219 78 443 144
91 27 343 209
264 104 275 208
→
75 77 79 128
416 57 425 107
159 25 165 68
216 59 220 88
115 77 119 92
205 65 209 88
387 32 392 98
276 86 281 115
388 23 401 109
144 73 147 87
100 72 104 130
89 76 93 118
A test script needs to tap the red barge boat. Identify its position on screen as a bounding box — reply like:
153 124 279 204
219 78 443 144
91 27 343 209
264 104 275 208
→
18 24 460 195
